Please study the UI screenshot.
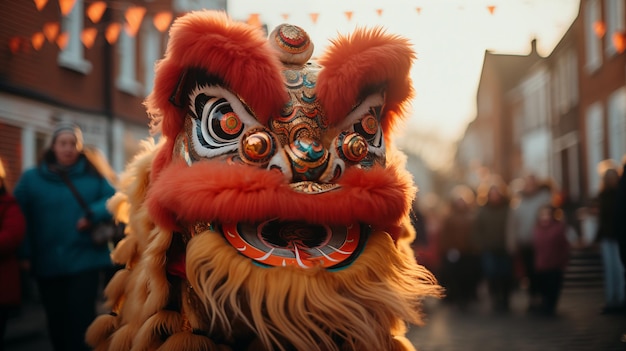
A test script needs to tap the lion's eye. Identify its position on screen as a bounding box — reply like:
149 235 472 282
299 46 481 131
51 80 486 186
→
351 108 382 148
353 114 379 143
197 96 244 147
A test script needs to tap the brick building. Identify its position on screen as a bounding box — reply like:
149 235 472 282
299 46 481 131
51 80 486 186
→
457 0 626 203
0 0 226 190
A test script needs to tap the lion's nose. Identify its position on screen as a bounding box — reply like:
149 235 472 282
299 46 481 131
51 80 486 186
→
285 137 330 182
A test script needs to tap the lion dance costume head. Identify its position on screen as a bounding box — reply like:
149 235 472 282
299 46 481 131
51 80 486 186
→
87 10 440 351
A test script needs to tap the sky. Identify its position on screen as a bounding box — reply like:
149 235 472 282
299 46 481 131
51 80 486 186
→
227 0 580 170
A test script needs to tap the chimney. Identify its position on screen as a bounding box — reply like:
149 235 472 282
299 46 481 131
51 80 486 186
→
530 38 538 55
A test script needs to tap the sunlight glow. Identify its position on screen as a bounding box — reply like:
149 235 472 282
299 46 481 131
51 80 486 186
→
228 0 580 170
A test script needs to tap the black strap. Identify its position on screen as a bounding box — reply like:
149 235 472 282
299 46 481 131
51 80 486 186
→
58 171 94 219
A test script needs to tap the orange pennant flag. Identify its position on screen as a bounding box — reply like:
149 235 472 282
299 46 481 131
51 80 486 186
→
154 11 173 32
105 23 122 44
613 32 626 53
59 0 76 16
344 11 353 21
376 9 383 17
81 27 98 48
416 7 422 15
247 13 261 28
124 6 146 37
56 32 69 50
487 5 496 15
43 22 60 42
8 37 21 54
87 1 107 23
31 32 45 50
594 21 606 38
281 13 289 21
310 13 319 24
33 0 48 11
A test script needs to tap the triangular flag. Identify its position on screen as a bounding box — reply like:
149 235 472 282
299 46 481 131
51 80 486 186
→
487 5 496 15
613 32 626 53
105 23 122 44
281 13 289 21
154 11 173 32
416 7 422 15
124 6 146 37
32 32 45 50
344 11 353 21
33 0 48 11
43 22 60 42
56 32 69 50
310 13 319 24
594 21 606 38
8 37 21 54
81 27 98 48
246 13 261 27
376 9 383 17
59 0 76 16
87 1 107 23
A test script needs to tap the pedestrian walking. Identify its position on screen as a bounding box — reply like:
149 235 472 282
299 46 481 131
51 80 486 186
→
0 158 26 351
593 160 625 314
472 176 513 312
532 204 570 316
13 122 116 351
438 185 480 309
506 173 552 311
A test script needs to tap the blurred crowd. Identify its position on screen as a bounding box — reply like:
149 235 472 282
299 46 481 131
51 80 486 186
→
411 159 626 317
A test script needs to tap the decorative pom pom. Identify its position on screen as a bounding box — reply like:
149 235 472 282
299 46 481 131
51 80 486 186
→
85 313 118 347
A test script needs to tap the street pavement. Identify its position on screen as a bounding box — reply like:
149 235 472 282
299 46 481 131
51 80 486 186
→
4 285 625 351
408 286 626 351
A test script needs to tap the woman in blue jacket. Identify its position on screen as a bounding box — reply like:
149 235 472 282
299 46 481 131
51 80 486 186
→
14 122 116 351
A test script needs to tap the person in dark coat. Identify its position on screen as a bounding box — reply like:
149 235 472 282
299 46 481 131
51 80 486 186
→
614 160 626 308
594 164 624 314
0 158 26 351
14 122 116 351
438 185 479 309
472 176 513 312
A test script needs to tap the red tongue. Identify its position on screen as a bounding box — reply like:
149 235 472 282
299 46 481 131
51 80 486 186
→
166 233 187 278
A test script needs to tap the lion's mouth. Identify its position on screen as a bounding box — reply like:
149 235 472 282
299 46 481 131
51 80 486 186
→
193 220 368 269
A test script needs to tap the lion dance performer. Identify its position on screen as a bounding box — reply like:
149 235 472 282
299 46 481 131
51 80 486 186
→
86 10 440 351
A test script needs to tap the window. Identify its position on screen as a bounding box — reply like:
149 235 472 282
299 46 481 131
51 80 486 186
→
585 102 604 194
608 87 626 162
585 0 602 72
555 49 579 114
58 0 92 73
116 30 142 95
143 19 161 96
605 0 625 57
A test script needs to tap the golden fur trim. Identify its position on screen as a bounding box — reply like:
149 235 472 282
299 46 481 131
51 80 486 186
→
186 229 440 351
108 325 134 351
103 268 130 309
132 310 184 351
85 313 118 347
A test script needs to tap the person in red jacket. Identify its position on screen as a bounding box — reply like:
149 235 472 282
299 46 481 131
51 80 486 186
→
532 204 570 316
0 158 26 350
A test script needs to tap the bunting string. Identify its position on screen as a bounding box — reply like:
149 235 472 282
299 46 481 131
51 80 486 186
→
9 0 621 55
